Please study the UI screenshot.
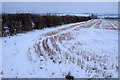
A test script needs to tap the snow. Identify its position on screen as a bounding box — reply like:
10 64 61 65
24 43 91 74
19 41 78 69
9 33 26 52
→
0 37 2 79
2 19 118 78
52 13 118 18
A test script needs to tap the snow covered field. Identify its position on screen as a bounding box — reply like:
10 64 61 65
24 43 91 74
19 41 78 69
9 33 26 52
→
39 13 118 18
2 19 118 78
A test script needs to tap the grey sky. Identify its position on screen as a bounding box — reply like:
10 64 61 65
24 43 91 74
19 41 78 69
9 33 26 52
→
2 2 118 14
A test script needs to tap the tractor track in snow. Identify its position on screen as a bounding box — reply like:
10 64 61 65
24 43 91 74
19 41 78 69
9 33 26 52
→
34 19 118 54
28 19 118 62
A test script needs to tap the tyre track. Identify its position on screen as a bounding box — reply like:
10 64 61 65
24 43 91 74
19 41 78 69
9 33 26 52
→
25 19 118 78
28 19 118 60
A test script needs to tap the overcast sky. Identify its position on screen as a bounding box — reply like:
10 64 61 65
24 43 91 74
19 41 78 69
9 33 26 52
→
2 2 118 14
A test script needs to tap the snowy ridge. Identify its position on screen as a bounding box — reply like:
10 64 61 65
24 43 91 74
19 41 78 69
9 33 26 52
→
2 19 118 78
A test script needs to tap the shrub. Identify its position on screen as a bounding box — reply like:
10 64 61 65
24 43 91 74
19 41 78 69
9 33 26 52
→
2 13 92 37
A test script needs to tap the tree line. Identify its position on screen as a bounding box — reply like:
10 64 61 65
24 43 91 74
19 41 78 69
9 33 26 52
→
2 13 92 37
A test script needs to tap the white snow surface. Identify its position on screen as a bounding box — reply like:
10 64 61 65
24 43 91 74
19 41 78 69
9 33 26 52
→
2 19 118 78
